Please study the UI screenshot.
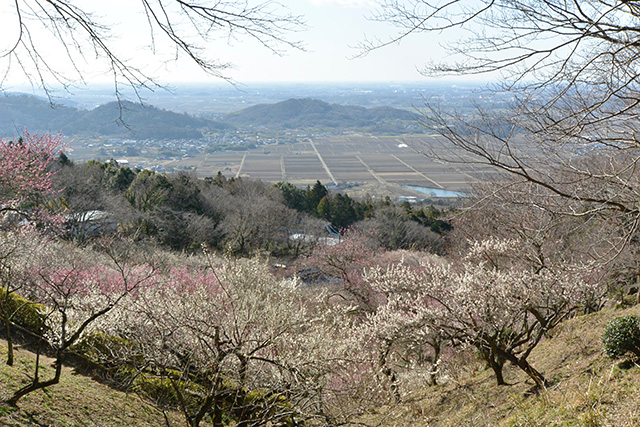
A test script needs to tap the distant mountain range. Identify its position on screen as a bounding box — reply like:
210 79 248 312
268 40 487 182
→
0 94 423 138
0 94 228 139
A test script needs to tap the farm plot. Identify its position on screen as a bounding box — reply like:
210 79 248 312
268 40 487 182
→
195 152 245 177
282 154 327 184
237 154 283 181
186 133 487 196
322 155 372 183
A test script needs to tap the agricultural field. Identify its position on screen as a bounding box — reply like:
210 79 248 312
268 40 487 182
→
115 134 494 199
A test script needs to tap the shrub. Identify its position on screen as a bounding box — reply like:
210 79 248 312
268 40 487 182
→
602 315 640 359
70 331 139 367
0 287 47 334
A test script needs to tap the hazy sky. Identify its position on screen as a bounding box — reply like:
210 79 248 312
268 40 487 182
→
0 0 470 86
207 0 451 83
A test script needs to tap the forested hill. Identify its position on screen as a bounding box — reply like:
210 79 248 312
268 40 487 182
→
223 98 424 132
62 101 228 139
0 94 229 139
0 94 78 136
0 94 424 138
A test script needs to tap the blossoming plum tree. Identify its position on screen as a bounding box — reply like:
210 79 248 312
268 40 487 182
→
302 230 387 313
364 238 605 389
104 253 354 427
0 131 67 228
5 238 155 406
359 259 449 399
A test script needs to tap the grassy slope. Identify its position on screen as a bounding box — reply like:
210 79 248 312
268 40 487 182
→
0 339 184 427
1 305 640 426
367 304 640 427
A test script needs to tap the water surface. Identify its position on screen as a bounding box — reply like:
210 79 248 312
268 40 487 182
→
403 185 466 198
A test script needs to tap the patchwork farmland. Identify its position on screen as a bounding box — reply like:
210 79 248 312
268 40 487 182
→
136 134 493 198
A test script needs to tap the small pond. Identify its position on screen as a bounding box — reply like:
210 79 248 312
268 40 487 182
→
403 185 467 198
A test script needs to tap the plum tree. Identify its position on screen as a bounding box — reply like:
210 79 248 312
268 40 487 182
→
5 238 156 406
0 131 66 228
364 238 605 388
101 251 359 426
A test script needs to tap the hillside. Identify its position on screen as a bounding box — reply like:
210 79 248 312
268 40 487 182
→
0 94 78 135
363 304 640 427
2 305 639 426
0 94 229 139
223 98 423 132
62 100 227 139
0 338 184 426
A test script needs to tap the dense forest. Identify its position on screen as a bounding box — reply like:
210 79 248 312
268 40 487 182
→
54 158 450 256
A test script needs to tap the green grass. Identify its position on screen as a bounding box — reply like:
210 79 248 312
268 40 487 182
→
0 340 185 427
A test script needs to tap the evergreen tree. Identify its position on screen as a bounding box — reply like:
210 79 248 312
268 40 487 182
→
275 182 309 212
306 180 328 211
317 195 331 222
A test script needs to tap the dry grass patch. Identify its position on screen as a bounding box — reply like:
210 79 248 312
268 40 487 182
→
366 305 640 427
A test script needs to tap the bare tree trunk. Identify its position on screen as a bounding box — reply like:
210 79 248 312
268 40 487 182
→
490 360 506 386
516 358 547 389
7 352 63 406
477 338 508 386
480 349 506 386
428 340 441 386
498 348 547 389
5 328 13 366
379 340 401 402
1 288 14 366
2 309 13 366
212 396 223 427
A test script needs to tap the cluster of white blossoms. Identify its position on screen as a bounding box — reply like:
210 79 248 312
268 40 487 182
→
358 237 606 389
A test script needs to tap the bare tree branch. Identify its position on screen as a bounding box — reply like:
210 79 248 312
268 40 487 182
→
372 1 640 259
1 0 304 101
